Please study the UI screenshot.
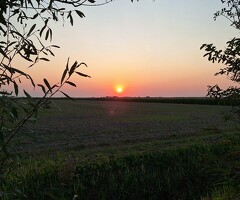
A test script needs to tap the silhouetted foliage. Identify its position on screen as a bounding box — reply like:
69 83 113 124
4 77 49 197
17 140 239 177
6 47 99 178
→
201 0 240 121
1 1 142 196
0 0 120 196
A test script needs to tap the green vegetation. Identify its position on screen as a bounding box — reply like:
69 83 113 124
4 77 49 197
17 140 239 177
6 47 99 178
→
0 100 239 199
2 137 240 200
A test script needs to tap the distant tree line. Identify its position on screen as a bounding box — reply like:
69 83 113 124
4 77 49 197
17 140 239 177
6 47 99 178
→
57 97 239 106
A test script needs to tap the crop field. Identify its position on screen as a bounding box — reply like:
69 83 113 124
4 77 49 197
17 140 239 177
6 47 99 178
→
4 99 240 200
15 99 234 155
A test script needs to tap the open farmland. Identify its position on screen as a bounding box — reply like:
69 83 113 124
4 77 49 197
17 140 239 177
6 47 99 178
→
4 99 240 200
15 99 234 155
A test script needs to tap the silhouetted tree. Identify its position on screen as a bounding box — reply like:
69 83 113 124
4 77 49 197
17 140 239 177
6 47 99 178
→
201 0 240 120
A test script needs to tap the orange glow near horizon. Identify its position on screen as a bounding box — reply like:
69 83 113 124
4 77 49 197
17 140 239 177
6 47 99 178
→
9 1 238 98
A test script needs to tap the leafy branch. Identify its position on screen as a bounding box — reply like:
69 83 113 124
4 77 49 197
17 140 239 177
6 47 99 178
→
0 59 90 156
201 0 240 121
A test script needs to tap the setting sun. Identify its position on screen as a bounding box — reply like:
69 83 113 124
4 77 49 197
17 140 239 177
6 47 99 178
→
115 85 124 94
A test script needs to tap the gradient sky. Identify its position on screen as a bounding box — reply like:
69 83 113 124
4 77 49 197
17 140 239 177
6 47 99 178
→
15 0 239 97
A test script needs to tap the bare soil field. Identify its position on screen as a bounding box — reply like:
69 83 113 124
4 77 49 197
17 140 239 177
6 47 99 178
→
15 99 234 154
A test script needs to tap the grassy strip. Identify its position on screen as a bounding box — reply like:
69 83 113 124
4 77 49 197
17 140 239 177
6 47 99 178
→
2 140 240 200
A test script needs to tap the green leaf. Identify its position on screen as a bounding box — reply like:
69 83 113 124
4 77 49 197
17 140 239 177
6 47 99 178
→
43 78 52 93
27 24 36 37
75 71 91 78
66 81 76 87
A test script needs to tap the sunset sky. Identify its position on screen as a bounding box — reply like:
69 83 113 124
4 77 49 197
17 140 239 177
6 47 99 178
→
16 0 238 97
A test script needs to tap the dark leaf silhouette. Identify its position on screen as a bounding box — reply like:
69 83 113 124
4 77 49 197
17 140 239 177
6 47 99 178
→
43 78 52 93
75 71 91 78
39 58 50 61
27 24 36 36
13 81 18 96
60 91 73 100
37 84 46 94
66 81 76 87
75 10 85 18
23 90 31 98
69 61 78 76
61 58 69 84
78 62 88 68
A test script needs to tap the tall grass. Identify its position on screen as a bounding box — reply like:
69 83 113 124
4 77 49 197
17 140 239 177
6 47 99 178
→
2 142 240 200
